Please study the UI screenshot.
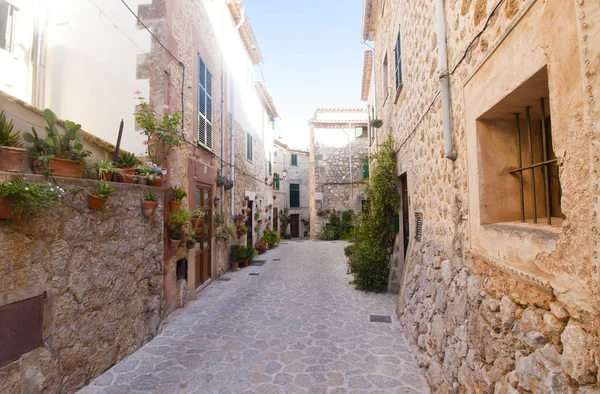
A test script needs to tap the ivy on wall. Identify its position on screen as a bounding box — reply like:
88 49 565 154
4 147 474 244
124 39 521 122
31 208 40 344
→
349 133 400 292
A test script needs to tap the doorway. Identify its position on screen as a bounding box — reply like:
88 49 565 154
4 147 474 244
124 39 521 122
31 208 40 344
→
194 184 212 289
290 214 300 238
400 173 409 259
273 207 278 234
246 200 253 246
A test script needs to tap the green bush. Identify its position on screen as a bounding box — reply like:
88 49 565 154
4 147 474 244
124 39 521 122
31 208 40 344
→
318 226 338 241
262 231 280 247
344 244 357 257
349 133 400 292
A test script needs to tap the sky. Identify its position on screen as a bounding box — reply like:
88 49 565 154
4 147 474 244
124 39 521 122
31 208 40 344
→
243 0 367 149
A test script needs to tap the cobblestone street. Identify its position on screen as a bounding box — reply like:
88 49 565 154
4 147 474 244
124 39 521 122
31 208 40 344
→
77 241 429 394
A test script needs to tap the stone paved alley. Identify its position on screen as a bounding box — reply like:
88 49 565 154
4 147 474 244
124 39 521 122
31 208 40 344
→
77 241 430 394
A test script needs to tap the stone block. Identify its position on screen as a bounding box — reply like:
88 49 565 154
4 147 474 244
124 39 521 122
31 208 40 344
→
561 320 598 385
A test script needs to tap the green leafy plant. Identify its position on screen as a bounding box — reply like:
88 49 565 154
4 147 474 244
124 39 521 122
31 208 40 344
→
318 226 338 241
167 209 192 240
349 133 400 293
94 182 114 199
344 244 357 257
191 208 205 219
231 245 247 262
169 186 187 202
225 224 237 239
117 152 137 168
0 110 23 148
95 157 123 180
261 231 280 247
185 232 198 244
135 95 182 166
144 191 158 202
0 179 63 213
214 211 225 225
24 109 91 163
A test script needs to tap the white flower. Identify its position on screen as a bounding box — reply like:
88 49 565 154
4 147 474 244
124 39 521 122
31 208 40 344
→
7 182 12 186
25 187 29 191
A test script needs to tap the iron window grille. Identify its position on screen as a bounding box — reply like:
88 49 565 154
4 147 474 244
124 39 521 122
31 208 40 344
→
197 55 213 150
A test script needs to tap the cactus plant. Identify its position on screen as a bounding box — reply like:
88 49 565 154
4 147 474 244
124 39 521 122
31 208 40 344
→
0 111 23 148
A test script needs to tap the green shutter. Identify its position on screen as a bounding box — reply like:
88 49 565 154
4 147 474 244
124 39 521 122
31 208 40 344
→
247 133 253 161
291 154 298 166
363 158 369 179
290 183 300 207
393 212 400 233
274 173 280 190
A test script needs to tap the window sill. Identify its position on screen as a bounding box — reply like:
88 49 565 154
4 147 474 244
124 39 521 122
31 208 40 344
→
394 84 403 104
482 219 562 240
196 143 213 154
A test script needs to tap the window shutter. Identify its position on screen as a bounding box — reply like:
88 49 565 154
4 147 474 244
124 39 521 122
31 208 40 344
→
198 55 213 149
393 212 400 233
247 133 253 161
394 31 402 90
363 158 369 179
291 154 297 166
275 173 280 190
290 184 300 207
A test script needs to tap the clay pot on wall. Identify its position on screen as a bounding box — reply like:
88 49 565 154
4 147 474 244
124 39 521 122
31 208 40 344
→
99 172 113 182
191 217 204 228
142 200 159 217
149 174 164 187
0 197 18 219
187 241 195 250
0 147 26 172
169 238 181 250
169 200 182 213
116 168 135 183
89 194 107 210
34 158 84 178
242 200 247 207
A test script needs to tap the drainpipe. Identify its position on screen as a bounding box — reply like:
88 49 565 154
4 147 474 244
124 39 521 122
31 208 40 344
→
434 0 457 161
220 1 225 217
361 0 377 150
228 0 246 214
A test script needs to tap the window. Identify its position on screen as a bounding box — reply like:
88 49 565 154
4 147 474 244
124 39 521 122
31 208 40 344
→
382 54 389 100
198 55 213 149
291 154 298 166
355 127 367 138
246 133 253 161
476 68 562 226
0 1 17 52
273 173 280 190
362 158 369 179
394 30 403 91
290 183 300 208
268 152 272 174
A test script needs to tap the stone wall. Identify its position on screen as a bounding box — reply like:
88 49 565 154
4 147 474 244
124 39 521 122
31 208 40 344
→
312 138 369 236
0 174 164 394
368 0 600 391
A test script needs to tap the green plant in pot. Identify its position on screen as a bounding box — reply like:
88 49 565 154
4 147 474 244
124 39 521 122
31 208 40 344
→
168 186 187 213
167 209 192 250
0 179 63 219
90 182 114 210
0 110 26 173
142 191 159 217
116 152 137 183
185 232 198 249
24 108 92 178
95 156 123 182
190 208 205 228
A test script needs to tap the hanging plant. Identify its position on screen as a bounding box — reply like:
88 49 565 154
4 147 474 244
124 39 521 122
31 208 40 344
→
370 119 383 129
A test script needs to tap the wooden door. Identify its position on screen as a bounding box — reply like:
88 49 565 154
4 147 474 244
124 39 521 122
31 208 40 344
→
195 185 212 288
273 208 278 234
400 174 409 259
246 201 253 246
290 214 300 238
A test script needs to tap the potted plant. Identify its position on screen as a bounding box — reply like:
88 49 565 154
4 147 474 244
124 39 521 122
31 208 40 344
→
216 175 226 186
231 245 246 271
233 213 246 225
142 191 159 217
236 224 248 239
95 156 122 182
191 208 205 228
185 232 198 249
254 211 260 220
169 186 186 212
116 152 138 183
224 179 234 190
24 108 92 177
0 111 26 172
214 211 225 227
0 179 63 219
167 209 192 250
89 182 114 210
135 94 182 176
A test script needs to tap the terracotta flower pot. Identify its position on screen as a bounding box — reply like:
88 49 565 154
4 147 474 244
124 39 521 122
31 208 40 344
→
89 194 107 210
242 200 247 207
0 146 26 172
116 168 135 183
187 241 196 249
39 158 84 178
169 200 182 213
169 238 181 250
231 261 239 271
149 174 164 187
242 259 249 267
142 200 159 217
99 171 113 182
0 197 18 219
137 176 148 185
191 217 204 228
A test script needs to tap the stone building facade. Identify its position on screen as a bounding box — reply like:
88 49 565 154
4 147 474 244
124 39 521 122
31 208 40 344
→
272 139 310 238
362 0 600 392
309 109 370 239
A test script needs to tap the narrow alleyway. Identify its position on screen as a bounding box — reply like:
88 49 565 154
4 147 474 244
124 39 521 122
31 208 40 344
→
77 241 429 394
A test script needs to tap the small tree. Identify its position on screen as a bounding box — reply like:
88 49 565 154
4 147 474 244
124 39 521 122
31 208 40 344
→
349 133 400 292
